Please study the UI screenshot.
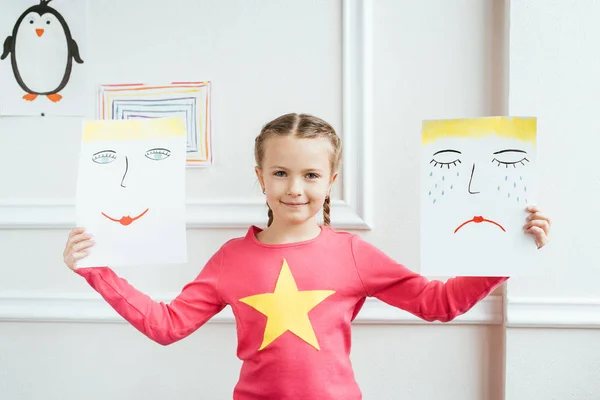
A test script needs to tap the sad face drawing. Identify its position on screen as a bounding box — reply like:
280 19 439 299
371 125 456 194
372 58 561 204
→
75 118 187 267
420 117 537 276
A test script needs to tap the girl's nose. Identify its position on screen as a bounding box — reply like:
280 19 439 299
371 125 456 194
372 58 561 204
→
287 178 302 196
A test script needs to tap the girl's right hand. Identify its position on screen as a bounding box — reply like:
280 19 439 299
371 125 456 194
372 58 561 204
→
63 227 95 271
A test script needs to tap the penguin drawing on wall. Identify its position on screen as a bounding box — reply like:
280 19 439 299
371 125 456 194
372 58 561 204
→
1 0 83 103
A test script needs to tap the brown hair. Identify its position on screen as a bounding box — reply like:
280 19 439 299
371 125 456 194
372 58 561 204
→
255 113 342 227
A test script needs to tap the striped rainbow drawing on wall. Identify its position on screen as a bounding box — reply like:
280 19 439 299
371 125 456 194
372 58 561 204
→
97 81 212 167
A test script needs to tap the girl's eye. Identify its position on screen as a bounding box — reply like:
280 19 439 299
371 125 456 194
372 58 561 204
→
306 173 319 179
145 147 171 161
274 171 286 177
92 150 117 164
430 149 462 169
492 149 529 168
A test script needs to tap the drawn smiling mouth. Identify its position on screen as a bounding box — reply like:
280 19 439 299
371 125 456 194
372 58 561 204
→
454 216 506 234
101 208 149 226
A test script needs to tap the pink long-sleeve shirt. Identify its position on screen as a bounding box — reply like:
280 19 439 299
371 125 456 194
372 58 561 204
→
76 225 507 400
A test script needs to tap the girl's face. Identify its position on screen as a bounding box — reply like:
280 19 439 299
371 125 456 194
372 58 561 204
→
255 136 338 226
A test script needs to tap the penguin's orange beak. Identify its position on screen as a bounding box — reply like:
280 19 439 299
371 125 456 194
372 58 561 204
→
36 29 44 37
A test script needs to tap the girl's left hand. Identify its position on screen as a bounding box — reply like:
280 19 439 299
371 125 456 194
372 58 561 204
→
524 205 551 249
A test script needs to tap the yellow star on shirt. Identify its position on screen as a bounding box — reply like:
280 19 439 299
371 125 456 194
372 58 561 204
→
238 259 335 351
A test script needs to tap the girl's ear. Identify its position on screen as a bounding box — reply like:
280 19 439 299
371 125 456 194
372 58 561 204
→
330 171 339 186
327 171 339 197
255 166 265 190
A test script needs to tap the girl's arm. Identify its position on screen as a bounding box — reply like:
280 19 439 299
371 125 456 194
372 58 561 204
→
74 249 226 345
350 235 507 322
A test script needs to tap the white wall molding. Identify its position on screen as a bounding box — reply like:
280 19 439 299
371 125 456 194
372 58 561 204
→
0 0 373 231
507 297 600 329
0 198 368 230
12 292 600 328
0 294 502 326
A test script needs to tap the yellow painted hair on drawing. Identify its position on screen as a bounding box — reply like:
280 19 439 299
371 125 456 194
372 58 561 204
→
82 117 186 143
421 116 536 145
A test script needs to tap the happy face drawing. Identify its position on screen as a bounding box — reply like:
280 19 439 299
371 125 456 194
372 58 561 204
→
88 143 171 227
420 117 537 276
75 118 187 267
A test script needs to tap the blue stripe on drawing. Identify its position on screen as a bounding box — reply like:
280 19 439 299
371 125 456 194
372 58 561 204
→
111 96 200 153
113 99 196 150
121 109 195 152
115 106 198 152
121 108 195 152
115 96 200 153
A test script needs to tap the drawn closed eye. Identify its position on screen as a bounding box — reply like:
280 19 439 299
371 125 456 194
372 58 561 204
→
92 150 117 164
145 148 171 161
492 149 529 168
430 149 462 169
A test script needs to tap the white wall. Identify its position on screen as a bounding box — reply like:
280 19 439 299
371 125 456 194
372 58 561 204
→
508 0 600 298
506 1 600 398
2 0 597 399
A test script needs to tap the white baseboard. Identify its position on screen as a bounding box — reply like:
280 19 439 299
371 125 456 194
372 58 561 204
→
0 294 502 326
507 297 600 328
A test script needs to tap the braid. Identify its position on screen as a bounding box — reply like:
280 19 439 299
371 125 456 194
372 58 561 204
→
267 203 274 227
323 196 331 226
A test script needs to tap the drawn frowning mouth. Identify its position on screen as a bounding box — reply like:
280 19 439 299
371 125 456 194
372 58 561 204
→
454 216 505 233
101 208 149 226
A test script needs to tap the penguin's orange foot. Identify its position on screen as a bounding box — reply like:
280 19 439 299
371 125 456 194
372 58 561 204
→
46 94 62 102
22 93 38 101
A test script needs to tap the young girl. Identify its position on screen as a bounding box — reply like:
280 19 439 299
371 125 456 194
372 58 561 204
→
63 113 551 400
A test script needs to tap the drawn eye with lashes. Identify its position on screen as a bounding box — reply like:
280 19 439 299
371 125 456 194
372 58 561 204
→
145 148 171 161
430 149 462 169
92 150 117 164
491 149 529 168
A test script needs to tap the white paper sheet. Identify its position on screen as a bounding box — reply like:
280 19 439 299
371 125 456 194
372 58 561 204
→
75 118 187 267
420 116 538 277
